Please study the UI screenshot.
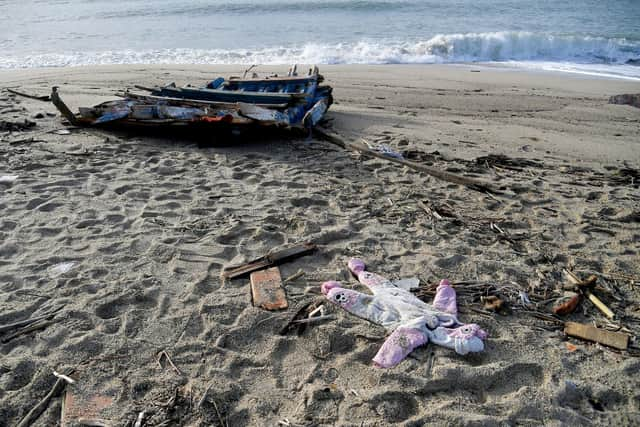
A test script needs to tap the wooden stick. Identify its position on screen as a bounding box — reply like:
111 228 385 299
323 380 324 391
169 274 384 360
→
417 201 443 220
212 401 227 427
292 315 336 324
1 320 57 343
315 128 502 194
0 314 53 334
6 88 51 102
197 383 214 409
50 87 80 125
222 242 316 279
157 350 182 375
283 270 305 284
584 291 615 319
16 372 72 427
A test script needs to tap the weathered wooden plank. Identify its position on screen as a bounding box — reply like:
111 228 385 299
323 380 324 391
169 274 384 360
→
121 91 290 109
250 267 288 310
221 242 317 279
6 88 51 102
155 86 308 105
238 102 290 124
564 322 629 350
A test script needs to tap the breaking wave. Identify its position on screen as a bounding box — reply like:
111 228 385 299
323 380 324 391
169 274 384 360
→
2 32 639 78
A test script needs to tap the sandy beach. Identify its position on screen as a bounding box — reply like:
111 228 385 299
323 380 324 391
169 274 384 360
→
1 64 639 426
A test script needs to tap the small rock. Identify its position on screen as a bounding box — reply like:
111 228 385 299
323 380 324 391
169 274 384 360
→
32 112 45 119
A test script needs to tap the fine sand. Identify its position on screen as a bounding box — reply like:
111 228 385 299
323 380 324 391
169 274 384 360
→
0 64 639 426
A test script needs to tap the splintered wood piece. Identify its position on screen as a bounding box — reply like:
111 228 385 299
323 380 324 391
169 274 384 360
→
564 322 629 350
584 291 615 320
250 267 288 310
222 242 316 279
50 87 80 125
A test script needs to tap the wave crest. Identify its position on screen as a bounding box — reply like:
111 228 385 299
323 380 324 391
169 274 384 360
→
2 32 638 71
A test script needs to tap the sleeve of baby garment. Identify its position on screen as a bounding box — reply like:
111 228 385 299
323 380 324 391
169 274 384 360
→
372 326 429 368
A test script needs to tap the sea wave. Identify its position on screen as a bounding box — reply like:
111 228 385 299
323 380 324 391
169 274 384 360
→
2 32 639 78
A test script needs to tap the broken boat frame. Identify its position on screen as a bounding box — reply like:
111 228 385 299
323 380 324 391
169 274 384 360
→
51 65 333 134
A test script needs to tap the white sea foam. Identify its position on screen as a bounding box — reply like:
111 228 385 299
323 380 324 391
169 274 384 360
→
2 32 638 79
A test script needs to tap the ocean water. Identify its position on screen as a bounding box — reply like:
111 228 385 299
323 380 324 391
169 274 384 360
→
1 0 639 79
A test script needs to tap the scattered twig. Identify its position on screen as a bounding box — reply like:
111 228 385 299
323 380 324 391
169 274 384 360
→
254 314 285 327
296 362 320 391
157 350 182 375
283 270 306 284
524 311 564 325
279 299 323 335
292 315 336 324
212 400 227 427
197 382 214 410
76 418 109 427
463 307 495 318
418 201 443 220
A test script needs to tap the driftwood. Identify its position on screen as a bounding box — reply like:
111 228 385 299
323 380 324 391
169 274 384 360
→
221 242 317 279
16 371 73 427
6 88 51 102
315 128 502 194
0 313 53 334
1 320 57 343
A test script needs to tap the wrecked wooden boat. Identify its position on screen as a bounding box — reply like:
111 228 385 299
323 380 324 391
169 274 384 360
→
50 65 333 136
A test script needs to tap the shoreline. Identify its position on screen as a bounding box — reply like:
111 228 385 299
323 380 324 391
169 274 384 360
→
3 61 640 82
